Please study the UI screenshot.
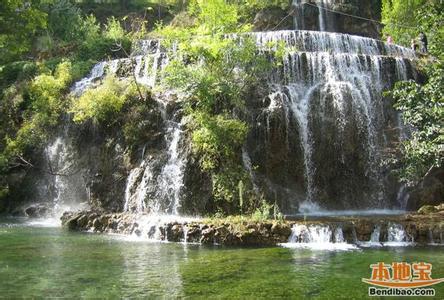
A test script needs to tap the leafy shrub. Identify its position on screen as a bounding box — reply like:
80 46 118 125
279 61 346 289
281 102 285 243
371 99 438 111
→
389 63 444 184
77 16 131 61
0 62 38 88
71 76 130 125
191 113 248 170
5 61 75 157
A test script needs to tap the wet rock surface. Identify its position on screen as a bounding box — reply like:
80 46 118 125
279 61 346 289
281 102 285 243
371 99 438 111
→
61 210 444 246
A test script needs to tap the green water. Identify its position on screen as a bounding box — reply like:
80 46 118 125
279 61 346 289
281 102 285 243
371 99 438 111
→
1 218 444 299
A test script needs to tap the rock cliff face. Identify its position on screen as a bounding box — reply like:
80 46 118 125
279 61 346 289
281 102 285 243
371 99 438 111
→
11 28 420 216
293 0 382 38
241 30 416 212
253 0 382 38
8 0 432 217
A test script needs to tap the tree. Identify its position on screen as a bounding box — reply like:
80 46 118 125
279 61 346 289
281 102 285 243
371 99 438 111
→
384 1 444 184
389 63 443 184
0 0 47 63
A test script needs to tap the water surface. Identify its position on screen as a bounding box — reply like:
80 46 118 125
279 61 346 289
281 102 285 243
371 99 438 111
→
1 218 443 298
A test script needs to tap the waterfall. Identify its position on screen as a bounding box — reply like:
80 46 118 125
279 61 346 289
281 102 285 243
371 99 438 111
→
71 62 106 96
282 224 357 250
396 185 410 210
243 30 415 212
357 224 383 247
370 225 381 243
385 223 413 246
156 119 187 215
64 28 415 218
250 30 415 58
292 0 305 30
69 39 186 216
133 40 169 87
45 135 89 217
242 148 260 195
334 226 345 243
123 116 187 215
292 0 334 31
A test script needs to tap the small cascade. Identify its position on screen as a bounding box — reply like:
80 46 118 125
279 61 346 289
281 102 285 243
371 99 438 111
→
156 120 187 215
71 62 106 96
427 228 444 246
292 0 335 31
121 215 196 242
133 40 169 87
132 215 166 241
242 148 260 195
182 224 189 244
292 0 305 31
248 30 415 58
122 94 187 216
123 162 147 213
45 135 89 217
282 224 357 250
370 225 381 243
428 229 435 245
123 103 187 215
334 226 345 243
385 223 413 246
71 40 169 97
359 225 383 247
396 185 409 210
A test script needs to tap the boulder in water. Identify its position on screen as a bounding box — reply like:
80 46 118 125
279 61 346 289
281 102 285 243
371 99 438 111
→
24 204 50 218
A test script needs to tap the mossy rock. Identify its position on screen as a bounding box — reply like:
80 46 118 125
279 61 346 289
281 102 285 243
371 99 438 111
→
418 205 438 214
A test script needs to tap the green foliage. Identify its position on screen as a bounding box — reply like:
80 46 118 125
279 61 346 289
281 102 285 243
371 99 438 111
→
189 0 240 34
161 18 271 213
191 113 248 170
122 98 156 148
389 63 444 184
382 0 443 56
72 14 131 61
5 61 76 157
46 0 85 42
0 1 47 63
243 0 290 10
0 62 38 88
384 0 443 184
71 76 128 125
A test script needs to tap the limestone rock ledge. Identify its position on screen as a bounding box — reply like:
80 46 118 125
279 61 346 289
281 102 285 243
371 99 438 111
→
61 210 444 246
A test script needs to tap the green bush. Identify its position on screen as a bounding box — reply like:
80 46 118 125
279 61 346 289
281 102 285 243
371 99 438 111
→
191 113 248 171
4 61 75 157
160 7 271 213
0 61 38 88
71 76 130 125
77 16 131 61
389 63 444 184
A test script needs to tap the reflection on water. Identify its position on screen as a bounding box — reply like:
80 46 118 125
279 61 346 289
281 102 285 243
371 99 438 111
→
0 218 443 298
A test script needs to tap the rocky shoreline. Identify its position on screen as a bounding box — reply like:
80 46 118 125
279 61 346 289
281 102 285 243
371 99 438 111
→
61 208 444 246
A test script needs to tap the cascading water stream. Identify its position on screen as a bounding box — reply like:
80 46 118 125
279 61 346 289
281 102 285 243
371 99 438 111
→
246 30 415 212
385 223 413 246
44 134 89 218
282 224 357 250
292 0 334 31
